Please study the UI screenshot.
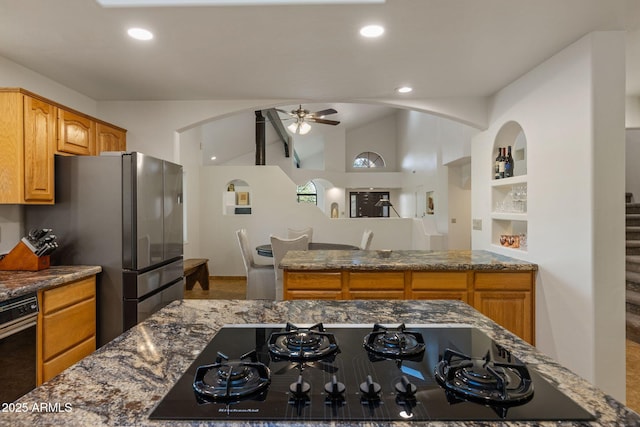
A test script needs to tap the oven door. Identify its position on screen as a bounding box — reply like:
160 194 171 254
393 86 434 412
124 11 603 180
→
0 313 37 404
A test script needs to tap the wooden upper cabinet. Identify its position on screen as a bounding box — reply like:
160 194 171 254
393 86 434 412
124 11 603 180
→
0 88 127 204
0 92 55 204
57 108 95 155
96 122 126 154
23 96 56 203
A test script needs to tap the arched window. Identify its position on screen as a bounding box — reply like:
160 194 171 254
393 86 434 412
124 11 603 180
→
353 151 385 168
297 181 317 205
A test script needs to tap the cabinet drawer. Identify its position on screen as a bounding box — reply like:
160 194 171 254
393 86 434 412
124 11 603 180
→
349 290 405 300
286 290 342 300
411 290 469 303
42 336 95 383
412 272 469 290
349 272 404 290
474 272 533 291
42 298 96 360
42 277 96 314
286 272 342 290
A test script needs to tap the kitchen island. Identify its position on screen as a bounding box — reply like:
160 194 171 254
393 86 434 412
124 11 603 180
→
5 299 638 426
281 249 537 343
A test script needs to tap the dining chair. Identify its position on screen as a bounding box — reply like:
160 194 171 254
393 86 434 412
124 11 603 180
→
360 229 374 250
236 229 275 299
270 234 309 301
287 227 313 243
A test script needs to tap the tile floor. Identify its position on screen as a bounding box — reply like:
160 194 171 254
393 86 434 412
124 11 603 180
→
184 277 640 414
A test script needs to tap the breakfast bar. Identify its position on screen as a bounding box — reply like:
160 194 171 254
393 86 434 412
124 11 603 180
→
280 249 538 344
4 299 638 426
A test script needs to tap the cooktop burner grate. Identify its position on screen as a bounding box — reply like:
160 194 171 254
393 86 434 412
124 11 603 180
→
434 348 534 407
268 322 339 361
192 350 270 401
363 323 425 360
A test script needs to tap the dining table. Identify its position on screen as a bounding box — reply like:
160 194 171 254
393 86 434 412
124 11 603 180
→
255 242 360 257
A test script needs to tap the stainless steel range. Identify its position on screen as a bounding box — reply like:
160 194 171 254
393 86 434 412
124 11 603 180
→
149 323 595 422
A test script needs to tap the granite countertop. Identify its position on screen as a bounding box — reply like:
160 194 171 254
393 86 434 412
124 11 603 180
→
0 266 102 302
6 299 638 426
280 249 538 271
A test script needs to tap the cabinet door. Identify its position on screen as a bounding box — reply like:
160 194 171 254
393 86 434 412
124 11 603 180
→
96 122 126 153
58 108 95 155
474 291 533 344
23 96 55 203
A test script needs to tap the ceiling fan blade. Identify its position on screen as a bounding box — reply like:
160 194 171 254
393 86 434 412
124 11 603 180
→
310 108 338 117
275 108 294 116
308 118 340 125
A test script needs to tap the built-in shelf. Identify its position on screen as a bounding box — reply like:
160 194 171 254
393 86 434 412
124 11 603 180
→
491 212 527 221
491 175 527 187
491 121 528 251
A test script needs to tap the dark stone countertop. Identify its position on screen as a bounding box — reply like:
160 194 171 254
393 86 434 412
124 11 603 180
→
280 249 538 271
0 265 102 302
6 299 638 426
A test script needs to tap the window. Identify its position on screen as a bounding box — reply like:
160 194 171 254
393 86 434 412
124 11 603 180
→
353 151 385 168
297 181 317 205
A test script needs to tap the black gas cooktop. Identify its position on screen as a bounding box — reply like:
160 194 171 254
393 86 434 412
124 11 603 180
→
149 323 595 422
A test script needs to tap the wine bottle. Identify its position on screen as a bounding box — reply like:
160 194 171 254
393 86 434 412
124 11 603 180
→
505 145 514 178
498 147 506 178
494 147 501 179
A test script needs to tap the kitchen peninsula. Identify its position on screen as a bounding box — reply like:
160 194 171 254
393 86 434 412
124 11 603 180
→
5 299 638 426
281 249 537 343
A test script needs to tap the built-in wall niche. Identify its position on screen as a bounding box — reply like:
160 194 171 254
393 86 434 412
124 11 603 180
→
223 179 251 215
491 121 528 253
493 121 527 179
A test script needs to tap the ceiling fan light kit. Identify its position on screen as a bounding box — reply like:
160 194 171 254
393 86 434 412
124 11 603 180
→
288 121 311 135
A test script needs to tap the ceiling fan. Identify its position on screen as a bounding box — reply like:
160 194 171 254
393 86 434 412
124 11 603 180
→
277 105 340 135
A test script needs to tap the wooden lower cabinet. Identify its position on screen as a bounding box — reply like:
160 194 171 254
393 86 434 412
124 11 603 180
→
285 271 342 300
474 290 533 344
37 276 96 385
283 269 535 344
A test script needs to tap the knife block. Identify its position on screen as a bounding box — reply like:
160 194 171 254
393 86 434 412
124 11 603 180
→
0 241 50 271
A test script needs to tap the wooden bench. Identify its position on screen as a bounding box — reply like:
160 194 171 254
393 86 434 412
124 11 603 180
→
184 258 210 290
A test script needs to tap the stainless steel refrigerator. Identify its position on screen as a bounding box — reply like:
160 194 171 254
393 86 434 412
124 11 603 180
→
25 152 184 347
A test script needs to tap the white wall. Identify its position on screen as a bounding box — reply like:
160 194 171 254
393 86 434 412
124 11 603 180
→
472 31 626 400
196 165 414 276
626 129 640 201
395 110 477 248
346 114 398 171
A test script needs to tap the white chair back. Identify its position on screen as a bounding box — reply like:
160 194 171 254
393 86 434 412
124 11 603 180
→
236 229 275 299
360 229 374 250
287 227 313 243
236 228 255 269
270 234 309 300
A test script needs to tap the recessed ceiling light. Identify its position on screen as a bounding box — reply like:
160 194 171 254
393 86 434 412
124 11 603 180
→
396 86 413 94
210 156 217 160
127 27 153 41
360 25 384 38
